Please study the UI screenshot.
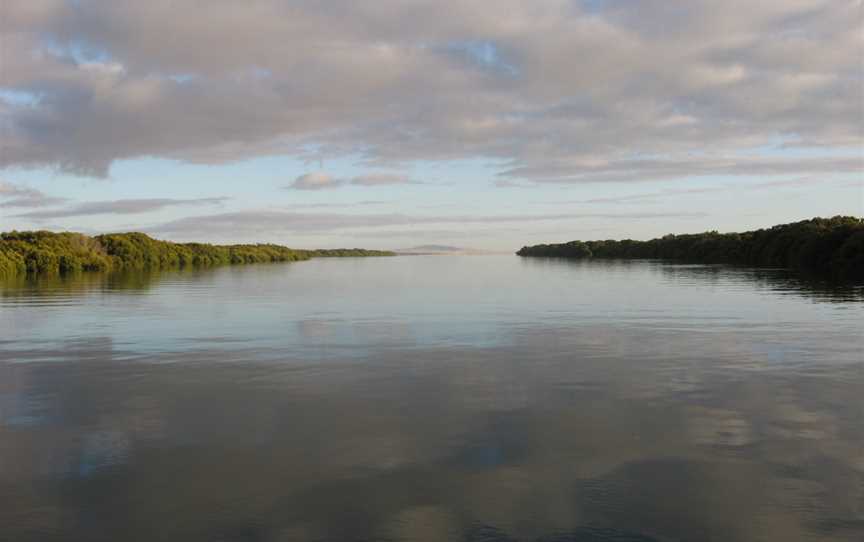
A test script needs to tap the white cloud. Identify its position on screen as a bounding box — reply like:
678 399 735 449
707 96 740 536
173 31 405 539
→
288 171 414 190
0 0 860 183
499 156 863 184
289 172 343 190
150 209 707 240
0 180 67 208
536 177 851 205
350 173 413 186
14 197 228 219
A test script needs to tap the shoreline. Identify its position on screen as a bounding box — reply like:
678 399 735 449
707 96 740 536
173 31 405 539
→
516 216 863 281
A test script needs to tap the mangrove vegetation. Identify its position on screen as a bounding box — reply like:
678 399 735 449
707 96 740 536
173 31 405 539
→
0 231 395 277
516 216 864 280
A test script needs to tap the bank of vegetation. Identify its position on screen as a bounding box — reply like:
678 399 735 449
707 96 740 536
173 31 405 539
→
0 231 394 277
516 216 864 280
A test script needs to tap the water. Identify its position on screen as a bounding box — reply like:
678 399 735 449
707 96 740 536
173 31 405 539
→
1 256 862 542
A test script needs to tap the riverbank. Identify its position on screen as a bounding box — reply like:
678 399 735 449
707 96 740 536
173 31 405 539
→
0 231 395 277
516 216 863 281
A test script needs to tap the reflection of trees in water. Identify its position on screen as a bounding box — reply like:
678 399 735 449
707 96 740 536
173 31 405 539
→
522 257 864 303
658 264 864 303
1 260 861 541
2 330 862 541
0 267 223 299
4 259 861 304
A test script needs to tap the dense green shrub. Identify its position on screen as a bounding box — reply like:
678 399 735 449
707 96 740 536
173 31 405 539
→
517 216 864 281
0 231 395 277
0 247 27 277
0 231 112 276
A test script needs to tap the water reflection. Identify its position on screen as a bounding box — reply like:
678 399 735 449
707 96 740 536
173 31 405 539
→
520 257 864 303
2 335 862 541
2 258 862 304
1 257 862 541
0 267 219 299
659 264 864 303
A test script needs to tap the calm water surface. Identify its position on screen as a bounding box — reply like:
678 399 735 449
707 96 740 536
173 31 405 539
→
1 256 862 541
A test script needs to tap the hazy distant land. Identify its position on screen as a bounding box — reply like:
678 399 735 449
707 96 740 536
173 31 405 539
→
393 245 497 256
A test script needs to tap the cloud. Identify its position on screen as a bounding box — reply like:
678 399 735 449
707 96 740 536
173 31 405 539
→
499 156 864 184
494 180 531 188
538 176 859 205
0 0 859 182
350 173 413 186
150 209 706 239
282 200 391 209
289 172 344 190
578 187 724 204
288 171 414 190
0 180 67 208
14 197 228 219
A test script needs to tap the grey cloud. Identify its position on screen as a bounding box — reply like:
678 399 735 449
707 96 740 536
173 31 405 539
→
289 172 344 190
536 177 856 205
282 200 391 209
494 180 531 188
501 156 864 184
288 171 414 190
532 176 862 206
150 209 706 238
0 1 859 183
0 180 68 208
14 197 228 219
350 173 413 186
578 187 724 205
336 228 500 240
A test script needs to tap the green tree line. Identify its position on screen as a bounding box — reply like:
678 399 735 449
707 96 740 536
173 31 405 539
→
0 231 395 277
516 216 864 280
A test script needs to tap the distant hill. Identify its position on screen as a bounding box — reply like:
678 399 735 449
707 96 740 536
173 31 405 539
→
394 245 493 255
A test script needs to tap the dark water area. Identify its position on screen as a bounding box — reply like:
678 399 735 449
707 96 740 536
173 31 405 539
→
1 256 862 542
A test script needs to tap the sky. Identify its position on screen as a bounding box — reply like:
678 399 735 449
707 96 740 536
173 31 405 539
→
1 0 862 250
